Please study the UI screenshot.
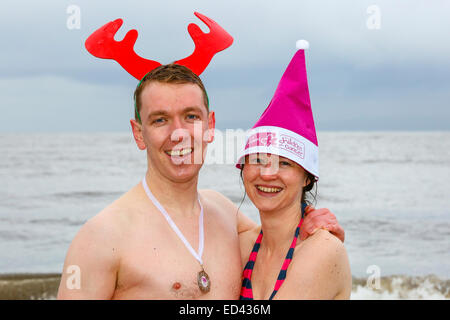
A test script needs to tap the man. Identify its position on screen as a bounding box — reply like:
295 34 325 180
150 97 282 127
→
57 64 344 299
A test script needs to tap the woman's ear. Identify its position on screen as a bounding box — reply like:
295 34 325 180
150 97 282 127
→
302 170 310 188
304 176 310 188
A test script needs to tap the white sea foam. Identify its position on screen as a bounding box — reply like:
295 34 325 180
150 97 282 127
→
351 275 449 300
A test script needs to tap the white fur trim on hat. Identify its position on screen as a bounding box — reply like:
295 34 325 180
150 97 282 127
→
296 39 309 50
236 126 319 180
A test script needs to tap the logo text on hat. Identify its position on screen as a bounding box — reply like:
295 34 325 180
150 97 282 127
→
279 135 305 159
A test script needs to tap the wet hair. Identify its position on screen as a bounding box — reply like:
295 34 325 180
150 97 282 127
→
133 64 209 123
301 170 318 206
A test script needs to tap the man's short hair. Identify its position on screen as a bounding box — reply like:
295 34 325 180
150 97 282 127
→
133 64 209 123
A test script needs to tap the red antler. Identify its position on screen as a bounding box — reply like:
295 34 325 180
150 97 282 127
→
85 12 233 80
85 19 161 80
175 12 234 75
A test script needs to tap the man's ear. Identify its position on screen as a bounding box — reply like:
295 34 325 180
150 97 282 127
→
130 119 146 150
206 111 216 143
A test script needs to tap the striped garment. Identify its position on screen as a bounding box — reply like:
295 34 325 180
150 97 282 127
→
240 203 306 300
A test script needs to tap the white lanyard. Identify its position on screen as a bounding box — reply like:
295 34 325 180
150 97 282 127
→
142 177 204 266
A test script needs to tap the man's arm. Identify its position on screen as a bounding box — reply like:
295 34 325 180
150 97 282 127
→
300 206 345 242
237 204 344 241
57 214 120 299
198 189 342 241
237 209 258 235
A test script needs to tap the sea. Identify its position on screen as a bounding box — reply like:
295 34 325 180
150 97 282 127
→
0 131 449 299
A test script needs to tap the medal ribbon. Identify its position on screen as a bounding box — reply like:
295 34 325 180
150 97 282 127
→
142 177 204 266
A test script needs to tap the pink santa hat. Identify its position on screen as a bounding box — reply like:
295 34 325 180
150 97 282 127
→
236 40 319 180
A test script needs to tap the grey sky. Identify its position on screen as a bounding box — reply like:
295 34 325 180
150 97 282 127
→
0 0 449 132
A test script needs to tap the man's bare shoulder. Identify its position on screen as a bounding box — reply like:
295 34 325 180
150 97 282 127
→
86 185 140 229
83 203 128 241
57 196 129 299
70 183 145 255
199 189 236 206
198 189 240 216
199 189 256 233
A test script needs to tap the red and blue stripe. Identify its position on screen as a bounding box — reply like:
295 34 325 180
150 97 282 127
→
239 203 306 300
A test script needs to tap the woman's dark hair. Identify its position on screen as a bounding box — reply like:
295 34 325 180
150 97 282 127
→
237 164 318 214
302 171 318 206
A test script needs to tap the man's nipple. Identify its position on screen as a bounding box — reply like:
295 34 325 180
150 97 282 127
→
172 282 181 290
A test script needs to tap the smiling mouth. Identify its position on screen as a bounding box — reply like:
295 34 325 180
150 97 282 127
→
165 148 193 157
256 185 283 193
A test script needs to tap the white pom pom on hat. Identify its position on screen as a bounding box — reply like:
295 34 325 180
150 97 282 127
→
296 39 309 50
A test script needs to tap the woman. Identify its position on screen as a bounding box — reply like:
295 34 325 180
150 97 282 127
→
236 42 352 300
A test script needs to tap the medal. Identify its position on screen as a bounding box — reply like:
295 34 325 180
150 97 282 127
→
197 267 210 293
142 177 211 294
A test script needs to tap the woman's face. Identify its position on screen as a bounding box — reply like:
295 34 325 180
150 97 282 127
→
242 153 308 213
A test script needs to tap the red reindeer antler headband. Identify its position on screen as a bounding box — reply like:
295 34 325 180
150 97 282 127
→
85 12 234 80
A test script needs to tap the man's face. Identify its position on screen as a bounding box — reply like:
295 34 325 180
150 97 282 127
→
131 82 215 183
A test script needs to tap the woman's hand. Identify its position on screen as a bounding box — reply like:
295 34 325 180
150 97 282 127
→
300 206 345 243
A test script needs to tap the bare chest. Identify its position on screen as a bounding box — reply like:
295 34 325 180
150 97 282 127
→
113 208 242 299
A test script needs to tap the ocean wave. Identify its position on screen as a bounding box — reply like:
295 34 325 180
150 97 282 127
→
50 191 122 200
0 273 448 300
27 217 85 226
0 273 60 300
351 274 450 300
